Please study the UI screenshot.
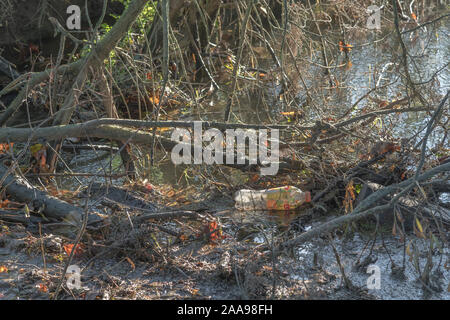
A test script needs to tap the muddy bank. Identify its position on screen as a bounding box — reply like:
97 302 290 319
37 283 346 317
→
1 194 448 300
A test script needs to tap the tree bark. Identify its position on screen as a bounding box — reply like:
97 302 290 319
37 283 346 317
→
0 164 83 225
46 0 150 171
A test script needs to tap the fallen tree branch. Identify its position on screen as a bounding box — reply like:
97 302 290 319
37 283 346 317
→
134 210 199 222
0 209 42 224
275 161 450 255
0 163 82 224
0 56 20 80
0 104 430 142
312 151 390 202
0 123 297 172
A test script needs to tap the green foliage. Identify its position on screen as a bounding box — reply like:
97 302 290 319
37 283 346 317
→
96 0 156 67
109 0 156 42
148 166 164 185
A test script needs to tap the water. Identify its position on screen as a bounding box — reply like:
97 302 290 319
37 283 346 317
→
287 232 450 300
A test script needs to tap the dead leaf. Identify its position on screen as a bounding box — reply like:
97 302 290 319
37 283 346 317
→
0 143 13 154
63 243 84 256
339 41 353 52
38 283 48 293
416 218 423 234
406 242 412 256
166 190 175 197
345 60 352 70
125 257 135 271
202 220 224 243
343 180 356 213
396 211 404 223
0 200 10 209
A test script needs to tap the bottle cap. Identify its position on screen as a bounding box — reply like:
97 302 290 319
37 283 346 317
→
305 191 311 203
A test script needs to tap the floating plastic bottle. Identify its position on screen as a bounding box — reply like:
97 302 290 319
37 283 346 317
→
234 186 311 211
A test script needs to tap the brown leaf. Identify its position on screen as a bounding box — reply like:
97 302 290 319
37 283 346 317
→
38 283 48 293
0 143 13 154
125 257 136 271
63 243 84 256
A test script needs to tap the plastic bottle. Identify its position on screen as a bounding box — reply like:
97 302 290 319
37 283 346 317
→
234 186 311 211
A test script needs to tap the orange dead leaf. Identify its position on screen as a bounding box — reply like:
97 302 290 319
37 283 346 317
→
400 171 407 180
378 100 389 108
125 257 136 271
167 98 181 105
191 289 199 296
0 265 8 273
343 180 356 213
63 243 84 256
148 95 160 105
411 12 417 21
339 41 353 52
166 190 175 198
204 220 224 243
39 153 47 170
262 265 273 272
281 111 302 121
0 142 13 154
179 234 188 242
369 142 400 159
38 283 48 293
346 60 353 70
0 199 10 208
